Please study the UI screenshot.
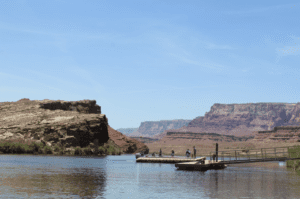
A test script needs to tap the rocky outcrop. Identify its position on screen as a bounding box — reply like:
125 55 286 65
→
253 126 300 142
0 99 147 153
129 119 191 138
40 99 101 114
108 126 148 153
169 103 298 137
116 128 138 135
0 99 108 148
283 103 300 126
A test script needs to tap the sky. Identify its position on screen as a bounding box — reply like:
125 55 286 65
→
0 0 299 129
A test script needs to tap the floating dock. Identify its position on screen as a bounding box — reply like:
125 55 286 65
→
175 160 227 171
136 157 206 163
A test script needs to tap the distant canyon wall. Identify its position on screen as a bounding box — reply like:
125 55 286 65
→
169 103 300 137
129 119 192 138
116 128 138 135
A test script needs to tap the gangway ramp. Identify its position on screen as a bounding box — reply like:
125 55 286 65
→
209 146 300 165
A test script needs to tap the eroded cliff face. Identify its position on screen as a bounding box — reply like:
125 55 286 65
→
129 119 191 138
0 99 108 148
253 126 300 142
171 103 299 137
0 98 147 153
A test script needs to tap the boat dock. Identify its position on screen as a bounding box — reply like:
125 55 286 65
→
138 144 300 171
136 157 205 163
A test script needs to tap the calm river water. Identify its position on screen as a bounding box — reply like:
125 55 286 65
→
0 154 300 198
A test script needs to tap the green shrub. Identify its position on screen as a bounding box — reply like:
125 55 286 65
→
106 145 115 155
11 143 25 154
289 146 300 158
125 144 137 153
74 147 82 155
106 145 121 155
98 146 105 155
44 145 53 154
2 142 12 153
54 145 60 152
59 149 64 155
38 147 44 154
0 142 32 154
28 142 43 154
23 145 32 154
83 147 92 155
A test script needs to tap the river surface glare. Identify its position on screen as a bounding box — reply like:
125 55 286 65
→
0 155 300 198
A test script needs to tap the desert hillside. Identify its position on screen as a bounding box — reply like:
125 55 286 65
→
0 98 147 153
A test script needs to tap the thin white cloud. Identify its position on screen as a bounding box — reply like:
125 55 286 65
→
0 72 35 83
275 36 300 63
118 84 221 95
276 45 300 56
205 43 235 50
225 3 295 15
0 72 65 93
168 53 225 70
67 66 106 92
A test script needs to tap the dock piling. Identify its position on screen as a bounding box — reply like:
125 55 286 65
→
216 143 218 162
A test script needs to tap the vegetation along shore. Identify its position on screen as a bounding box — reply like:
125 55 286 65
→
0 139 122 156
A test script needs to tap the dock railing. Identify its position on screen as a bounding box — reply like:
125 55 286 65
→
209 146 300 164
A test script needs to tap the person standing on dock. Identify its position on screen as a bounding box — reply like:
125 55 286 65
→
193 146 196 159
171 150 174 157
186 149 191 158
159 148 162 157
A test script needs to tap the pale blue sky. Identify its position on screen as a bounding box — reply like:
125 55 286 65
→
1 1 299 129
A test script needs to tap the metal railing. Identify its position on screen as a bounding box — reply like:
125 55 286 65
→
209 146 300 164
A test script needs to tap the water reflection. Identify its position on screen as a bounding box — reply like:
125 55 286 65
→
0 155 106 198
1 155 300 198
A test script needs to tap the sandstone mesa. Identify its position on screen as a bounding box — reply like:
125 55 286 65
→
0 98 148 153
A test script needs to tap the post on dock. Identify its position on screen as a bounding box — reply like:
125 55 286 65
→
235 150 237 161
216 143 218 162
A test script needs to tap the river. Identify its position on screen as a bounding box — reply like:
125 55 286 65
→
0 154 299 198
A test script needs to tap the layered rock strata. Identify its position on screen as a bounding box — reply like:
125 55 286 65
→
129 119 191 138
253 126 300 142
40 99 101 114
0 98 147 153
169 103 299 137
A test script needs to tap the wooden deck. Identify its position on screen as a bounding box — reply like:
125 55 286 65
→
136 157 205 163
137 146 300 171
